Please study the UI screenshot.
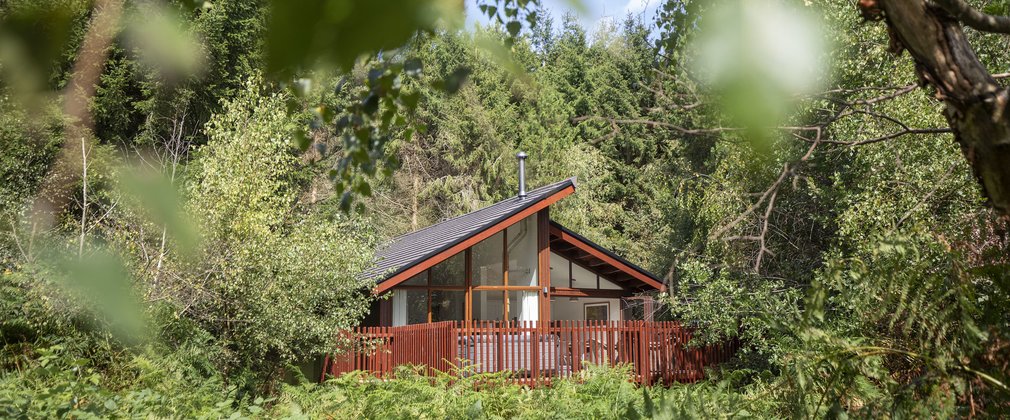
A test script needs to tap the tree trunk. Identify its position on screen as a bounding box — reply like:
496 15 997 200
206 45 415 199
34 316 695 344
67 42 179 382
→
880 1 1010 213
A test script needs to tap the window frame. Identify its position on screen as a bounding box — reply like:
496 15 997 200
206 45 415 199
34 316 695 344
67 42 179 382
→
391 214 545 324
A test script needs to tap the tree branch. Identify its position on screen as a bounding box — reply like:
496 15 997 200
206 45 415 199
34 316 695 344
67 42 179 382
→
709 163 791 241
934 0 1010 34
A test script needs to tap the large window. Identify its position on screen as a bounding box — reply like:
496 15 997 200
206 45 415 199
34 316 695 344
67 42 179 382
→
472 291 505 321
431 253 465 286
472 232 503 286
507 290 539 322
392 290 429 325
391 213 547 325
431 290 465 322
551 251 625 291
549 252 569 287
391 252 466 326
507 215 538 287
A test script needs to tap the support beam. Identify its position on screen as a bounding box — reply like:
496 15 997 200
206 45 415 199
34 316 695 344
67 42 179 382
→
538 208 551 322
550 287 629 299
549 224 665 291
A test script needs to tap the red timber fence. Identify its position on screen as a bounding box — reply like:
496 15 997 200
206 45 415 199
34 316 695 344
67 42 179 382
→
322 321 739 386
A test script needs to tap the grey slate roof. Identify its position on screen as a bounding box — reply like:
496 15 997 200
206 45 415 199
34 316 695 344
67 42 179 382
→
363 177 576 285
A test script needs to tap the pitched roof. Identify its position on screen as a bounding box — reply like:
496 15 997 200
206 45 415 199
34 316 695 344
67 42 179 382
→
548 221 665 291
363 178 577 285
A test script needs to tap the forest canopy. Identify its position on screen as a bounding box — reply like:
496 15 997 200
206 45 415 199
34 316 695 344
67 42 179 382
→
1 0 1009 417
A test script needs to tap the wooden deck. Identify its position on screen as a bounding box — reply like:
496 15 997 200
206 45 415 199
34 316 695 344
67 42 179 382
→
322 321 739 386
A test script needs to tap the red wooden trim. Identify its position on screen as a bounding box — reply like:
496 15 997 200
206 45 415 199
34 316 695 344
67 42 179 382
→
549 224 665 291
471 285 540 291
549 287 628 298
538 208 550 322
376 184 575 293
343 274 734 381
465 248 472 323
391 285 465 290
500 234 509 332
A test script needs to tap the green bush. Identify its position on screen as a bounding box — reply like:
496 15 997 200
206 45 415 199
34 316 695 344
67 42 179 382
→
270 364 778 419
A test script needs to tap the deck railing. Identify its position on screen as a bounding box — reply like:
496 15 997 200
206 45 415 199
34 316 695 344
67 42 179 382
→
322 320 739 386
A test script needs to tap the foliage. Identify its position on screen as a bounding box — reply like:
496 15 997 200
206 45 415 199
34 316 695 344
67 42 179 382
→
180 78 378 379
276 364 657 419
1 0 1010 417
0 342 269 418
0 94 63 268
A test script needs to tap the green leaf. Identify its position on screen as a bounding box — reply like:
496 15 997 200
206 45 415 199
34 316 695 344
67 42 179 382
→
339 191 352 213
293 129 311 151
642 388 654 415
400 91 420 110
362 93 380 114
404 57 423 75
265 0 462 78
443 67 471 94
506 21 522 38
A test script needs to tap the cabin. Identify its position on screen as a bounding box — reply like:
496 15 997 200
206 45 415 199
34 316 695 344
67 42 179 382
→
323 153 737 386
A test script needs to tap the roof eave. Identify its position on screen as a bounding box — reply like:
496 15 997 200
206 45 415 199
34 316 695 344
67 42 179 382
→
372 180 576 294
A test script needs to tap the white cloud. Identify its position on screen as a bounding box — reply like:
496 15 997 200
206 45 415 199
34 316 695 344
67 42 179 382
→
624 0 654 14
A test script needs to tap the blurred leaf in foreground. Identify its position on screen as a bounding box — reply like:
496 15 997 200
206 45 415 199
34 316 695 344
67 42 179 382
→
35 242 149 346
123 0 206 81
691 0 827 153
265 0 464 79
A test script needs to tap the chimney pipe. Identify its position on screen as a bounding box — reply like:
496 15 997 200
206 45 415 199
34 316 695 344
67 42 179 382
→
516 151 528 198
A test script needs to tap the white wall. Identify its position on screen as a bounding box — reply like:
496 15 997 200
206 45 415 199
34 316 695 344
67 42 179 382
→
550 297 621 322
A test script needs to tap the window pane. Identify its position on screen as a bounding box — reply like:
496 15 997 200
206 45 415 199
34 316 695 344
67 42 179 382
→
507 290 539 322
507 214 538 287
431 290 465 322
549 252 569 287
472 232 504 286
472 291 504 321
584 303 610 321
599 276 623 290
401 290 428 325
571 262 595 288
403 271 427 286
431 252 464 286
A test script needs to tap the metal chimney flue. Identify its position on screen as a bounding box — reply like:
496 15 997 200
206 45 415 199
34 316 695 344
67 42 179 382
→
516 151 528 198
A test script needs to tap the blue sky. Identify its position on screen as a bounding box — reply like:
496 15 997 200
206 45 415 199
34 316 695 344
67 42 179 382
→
464 0 661 34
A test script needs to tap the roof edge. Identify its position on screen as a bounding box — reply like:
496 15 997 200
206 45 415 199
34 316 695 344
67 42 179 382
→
373 179 576 293
548 220 665 291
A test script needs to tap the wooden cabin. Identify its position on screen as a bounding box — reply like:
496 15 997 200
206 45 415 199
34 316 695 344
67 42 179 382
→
325 153 737 386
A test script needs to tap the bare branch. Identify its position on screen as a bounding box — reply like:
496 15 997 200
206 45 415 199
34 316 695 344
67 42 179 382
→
896 163 959 228
30 0 124 229
571 115 741 136
709 163 791 241
754 188 778 273
934 0 1010 34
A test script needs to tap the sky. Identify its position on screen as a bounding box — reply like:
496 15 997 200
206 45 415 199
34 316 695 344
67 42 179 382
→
464 0 662 35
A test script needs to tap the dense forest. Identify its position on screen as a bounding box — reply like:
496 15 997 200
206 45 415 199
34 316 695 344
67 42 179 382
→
1 0 1009 417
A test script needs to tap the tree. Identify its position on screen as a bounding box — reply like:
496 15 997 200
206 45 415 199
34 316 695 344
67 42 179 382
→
183 78 377 381
862 1 1010 213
